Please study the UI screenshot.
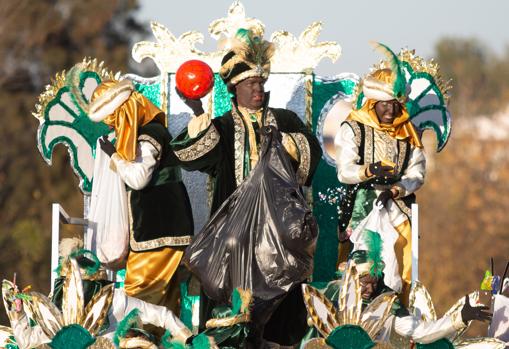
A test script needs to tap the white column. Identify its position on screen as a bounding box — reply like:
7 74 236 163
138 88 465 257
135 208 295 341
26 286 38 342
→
51 203 61 292
411 203 419 283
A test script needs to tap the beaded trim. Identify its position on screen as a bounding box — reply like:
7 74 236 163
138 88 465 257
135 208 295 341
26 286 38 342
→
127 191 192 251
288 132 310 185
173 126 220 162
138 134 162 161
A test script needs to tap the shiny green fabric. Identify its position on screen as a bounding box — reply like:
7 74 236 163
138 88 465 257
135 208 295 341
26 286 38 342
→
416 338 455 349
326 325 374 349
311 77 357 282
50 324 95 349
350 188 377 230
180 280 199 331
202 306 249 348
149 165 182 186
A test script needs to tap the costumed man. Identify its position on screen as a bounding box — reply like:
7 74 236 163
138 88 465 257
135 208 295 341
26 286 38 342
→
89 79 194 313
1 238 192 349
348 250 493 347
335 44 426 305
172 29 322 347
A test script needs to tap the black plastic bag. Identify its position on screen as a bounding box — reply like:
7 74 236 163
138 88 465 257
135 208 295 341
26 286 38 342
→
183 126 318 304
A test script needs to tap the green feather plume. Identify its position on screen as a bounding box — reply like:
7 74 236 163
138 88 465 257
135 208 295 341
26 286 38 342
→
191 333 213 349
113 308 140 347
231 288 242 315
370 41 407 99
365 230 383 278
231 288 252 315
232 28 274 67
160 330 173 349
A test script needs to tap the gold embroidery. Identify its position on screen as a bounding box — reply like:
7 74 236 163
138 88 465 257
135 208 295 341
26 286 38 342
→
289 132 310 185
364 125 374 164
396 140 409 175
231 106 246 187
345 120 362 154
231 106 278 186
174 126 220 162
138 134 162 161
128 191 192 251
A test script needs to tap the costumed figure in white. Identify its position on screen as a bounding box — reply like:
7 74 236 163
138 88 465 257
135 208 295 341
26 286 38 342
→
300 254 504 349
335 43 446 305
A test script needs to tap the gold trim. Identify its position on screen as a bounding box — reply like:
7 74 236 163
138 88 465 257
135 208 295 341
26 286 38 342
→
26 291 64 338
173 126 220 162
229 68 269 86
127 191 192 251
81 284 114 336
364 125 374 165
91 337 116 349
62 259 85 325
408 281 437 322
304 73 313 129
337 263 362 326
450 309 466 331
265 108 278 128
138 134 162 161
395 139 408 175
119 337 158 349
453 337 506 348
361 292 397 340
231 106 246 186
302 284 339 337
344 120 361 152
205 313 250 328
289 133 310 185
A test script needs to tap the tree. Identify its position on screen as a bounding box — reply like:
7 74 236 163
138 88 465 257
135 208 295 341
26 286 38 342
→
0 0 145 325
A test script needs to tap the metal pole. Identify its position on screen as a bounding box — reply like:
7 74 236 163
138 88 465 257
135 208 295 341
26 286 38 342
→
411 203 419 283
50 203 88 292
51 203 61 292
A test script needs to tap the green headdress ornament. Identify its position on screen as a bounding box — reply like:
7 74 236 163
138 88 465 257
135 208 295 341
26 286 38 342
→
361 42 409 103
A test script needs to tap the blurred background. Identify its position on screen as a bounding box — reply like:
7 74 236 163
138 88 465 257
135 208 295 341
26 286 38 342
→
1 0 508 337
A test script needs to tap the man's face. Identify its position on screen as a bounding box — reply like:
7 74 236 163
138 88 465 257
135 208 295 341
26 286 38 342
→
359 274 379 300
374 99 403 124
235 76 266 110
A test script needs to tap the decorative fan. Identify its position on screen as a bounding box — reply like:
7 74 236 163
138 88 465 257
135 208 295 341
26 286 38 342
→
302 262 397 349
25 258 114 349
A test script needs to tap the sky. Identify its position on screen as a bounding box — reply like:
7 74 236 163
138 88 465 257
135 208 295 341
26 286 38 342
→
135 0 509 76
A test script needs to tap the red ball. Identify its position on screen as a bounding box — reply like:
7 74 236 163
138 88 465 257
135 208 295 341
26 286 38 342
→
175 60 214 100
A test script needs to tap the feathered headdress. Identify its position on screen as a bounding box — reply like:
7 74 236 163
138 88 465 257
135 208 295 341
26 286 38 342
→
219 28 275 87
362 42 410 103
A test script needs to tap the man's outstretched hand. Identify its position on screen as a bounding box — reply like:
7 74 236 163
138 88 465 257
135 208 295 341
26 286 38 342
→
99 135 116 157
461 295 492 324
176 88 205 116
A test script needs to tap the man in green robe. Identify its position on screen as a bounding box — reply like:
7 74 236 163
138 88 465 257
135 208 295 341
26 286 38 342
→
173 29 322 347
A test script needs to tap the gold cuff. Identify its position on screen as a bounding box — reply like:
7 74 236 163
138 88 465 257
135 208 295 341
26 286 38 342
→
109 153 119 172
451 310 467 331
359 164 371 181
